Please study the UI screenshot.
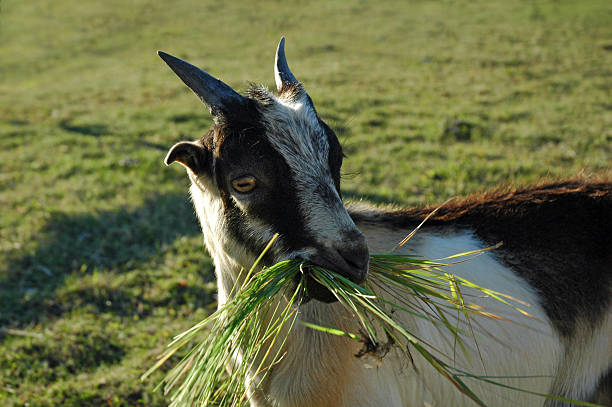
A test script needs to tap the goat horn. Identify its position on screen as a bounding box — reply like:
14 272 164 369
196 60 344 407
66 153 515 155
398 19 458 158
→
274 37 298 92
158 51 244 118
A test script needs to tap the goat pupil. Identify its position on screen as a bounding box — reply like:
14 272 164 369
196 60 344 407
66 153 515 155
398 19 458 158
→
232 177 256 192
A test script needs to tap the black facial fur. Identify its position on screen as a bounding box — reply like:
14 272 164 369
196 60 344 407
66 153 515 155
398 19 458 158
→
319 118 343 194
169 84 353 303
210 98 319 260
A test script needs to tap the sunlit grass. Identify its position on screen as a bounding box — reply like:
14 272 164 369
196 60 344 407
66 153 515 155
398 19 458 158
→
2 0 611 404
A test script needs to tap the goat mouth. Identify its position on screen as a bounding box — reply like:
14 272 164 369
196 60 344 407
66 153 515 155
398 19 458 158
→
302 272 339 303
297 259 369 304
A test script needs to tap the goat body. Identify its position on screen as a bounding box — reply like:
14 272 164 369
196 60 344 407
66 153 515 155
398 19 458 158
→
159 39 612 406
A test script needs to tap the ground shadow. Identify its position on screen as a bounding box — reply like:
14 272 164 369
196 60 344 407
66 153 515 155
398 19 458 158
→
58 119 111 137
0 192 210 329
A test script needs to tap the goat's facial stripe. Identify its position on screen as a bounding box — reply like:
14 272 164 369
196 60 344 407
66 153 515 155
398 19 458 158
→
253 88 356 248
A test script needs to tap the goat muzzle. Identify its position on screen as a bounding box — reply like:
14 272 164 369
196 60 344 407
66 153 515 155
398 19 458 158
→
302 235 370 303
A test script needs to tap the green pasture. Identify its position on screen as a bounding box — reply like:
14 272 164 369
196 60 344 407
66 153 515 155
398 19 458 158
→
1 0 610 405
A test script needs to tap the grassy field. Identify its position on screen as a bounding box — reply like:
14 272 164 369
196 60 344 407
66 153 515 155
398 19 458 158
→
1 0 610 405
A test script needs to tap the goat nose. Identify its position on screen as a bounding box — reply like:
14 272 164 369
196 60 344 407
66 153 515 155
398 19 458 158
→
336 237 369 284
338 246 369 273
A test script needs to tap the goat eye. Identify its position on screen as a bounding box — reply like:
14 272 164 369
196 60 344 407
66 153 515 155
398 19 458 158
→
231 176 257 193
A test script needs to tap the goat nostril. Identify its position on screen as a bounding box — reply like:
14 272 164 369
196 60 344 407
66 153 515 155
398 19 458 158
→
337 246 370 281
343 252 368 270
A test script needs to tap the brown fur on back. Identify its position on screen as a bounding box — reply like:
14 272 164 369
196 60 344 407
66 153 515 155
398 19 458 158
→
350 178 612 338
384 178 611 223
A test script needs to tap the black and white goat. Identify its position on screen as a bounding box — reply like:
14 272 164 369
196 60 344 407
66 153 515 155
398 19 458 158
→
159 39 611 407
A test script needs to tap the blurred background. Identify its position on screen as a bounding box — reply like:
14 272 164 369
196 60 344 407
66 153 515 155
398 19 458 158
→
1 0 610 405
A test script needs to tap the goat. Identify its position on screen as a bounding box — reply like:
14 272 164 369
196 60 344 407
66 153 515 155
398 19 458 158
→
159 38 612 407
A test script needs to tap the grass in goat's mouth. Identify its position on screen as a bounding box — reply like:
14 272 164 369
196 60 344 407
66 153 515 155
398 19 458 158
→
142 235 600 407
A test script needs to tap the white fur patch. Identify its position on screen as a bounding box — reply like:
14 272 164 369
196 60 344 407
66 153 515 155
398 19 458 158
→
400 230 562 406
189 173 275 303
548 309 612 405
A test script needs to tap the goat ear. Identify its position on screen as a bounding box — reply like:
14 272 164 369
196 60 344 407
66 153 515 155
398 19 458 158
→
165 141 209 174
